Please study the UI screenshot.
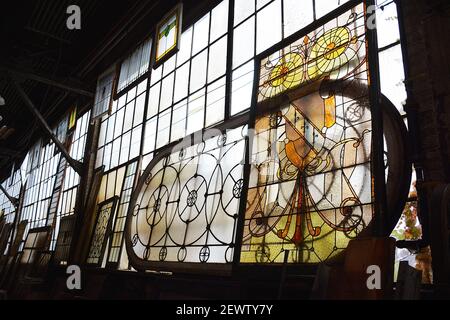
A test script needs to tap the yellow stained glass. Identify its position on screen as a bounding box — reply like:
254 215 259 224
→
155 6 181 64
243 4 372 264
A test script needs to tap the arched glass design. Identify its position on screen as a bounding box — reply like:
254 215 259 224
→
126 127 246 267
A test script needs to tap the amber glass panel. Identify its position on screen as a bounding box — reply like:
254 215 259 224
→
241 4 373 264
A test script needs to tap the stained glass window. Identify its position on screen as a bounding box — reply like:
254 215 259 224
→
68 107 77 131
0 0 413 276
155 5 182 66
240 3 373 264
127 127 246 267
86 197 119 266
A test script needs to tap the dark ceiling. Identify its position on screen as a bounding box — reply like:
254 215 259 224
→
0 0 217 180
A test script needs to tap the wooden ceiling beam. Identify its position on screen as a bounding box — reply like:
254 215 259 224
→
0 65 94 98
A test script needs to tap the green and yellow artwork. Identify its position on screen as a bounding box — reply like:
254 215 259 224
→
155 7 181 63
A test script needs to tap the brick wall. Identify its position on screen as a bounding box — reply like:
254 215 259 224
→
400 0 450 182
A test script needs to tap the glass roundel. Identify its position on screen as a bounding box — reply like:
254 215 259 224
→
126 127 246 266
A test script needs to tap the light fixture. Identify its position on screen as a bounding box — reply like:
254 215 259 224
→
0 95 5 106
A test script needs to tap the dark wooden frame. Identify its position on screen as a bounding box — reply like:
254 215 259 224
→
91 66 118 121
53 215 76 265
20 226 52 265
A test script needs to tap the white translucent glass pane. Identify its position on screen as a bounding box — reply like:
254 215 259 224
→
283 0 314 37
112 98 120 113
128 48 141 84
187 89 205 134
156 109 171 149
193 13 210 55
160 73 175 111
233 16 255 68
133 93 146 127
376 2 401 48
257 0 271 10
171 99 187 142
234 0 255 26
77 136 86 160
210 0 229 43
137 79 147 96
123 102 134 133
190 49 208 93
176 27 193 67
105 115 115 144
120 132 131 164
208 36 227 83
150 65 162 86
131 124 142 159
379 45 407 115
174 62 190 102
143 119 157 155
162 58 176 81
315 0 349 19
114 108 124 139
256 0 282 54
147 83 161 118
231 60 254 115
118 59 129 92
127 85 137 102
206 77 226 127
98 120 107 147
111 139 121 169
139 38 152 76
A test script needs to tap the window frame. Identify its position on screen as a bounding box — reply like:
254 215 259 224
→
123 0 402 276
153 3 184 69
86 196 120 267
114 37 154 100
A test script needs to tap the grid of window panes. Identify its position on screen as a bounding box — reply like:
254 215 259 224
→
0 170 21 254
22 141 61 230
106 161 137 267
94 164 130 268
0 170 21 224
0 0 415 272
143 0 229 157
51 111 91 249
230 0 350 115
117 38 152 94
96 80 146 171
376 0 407 117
